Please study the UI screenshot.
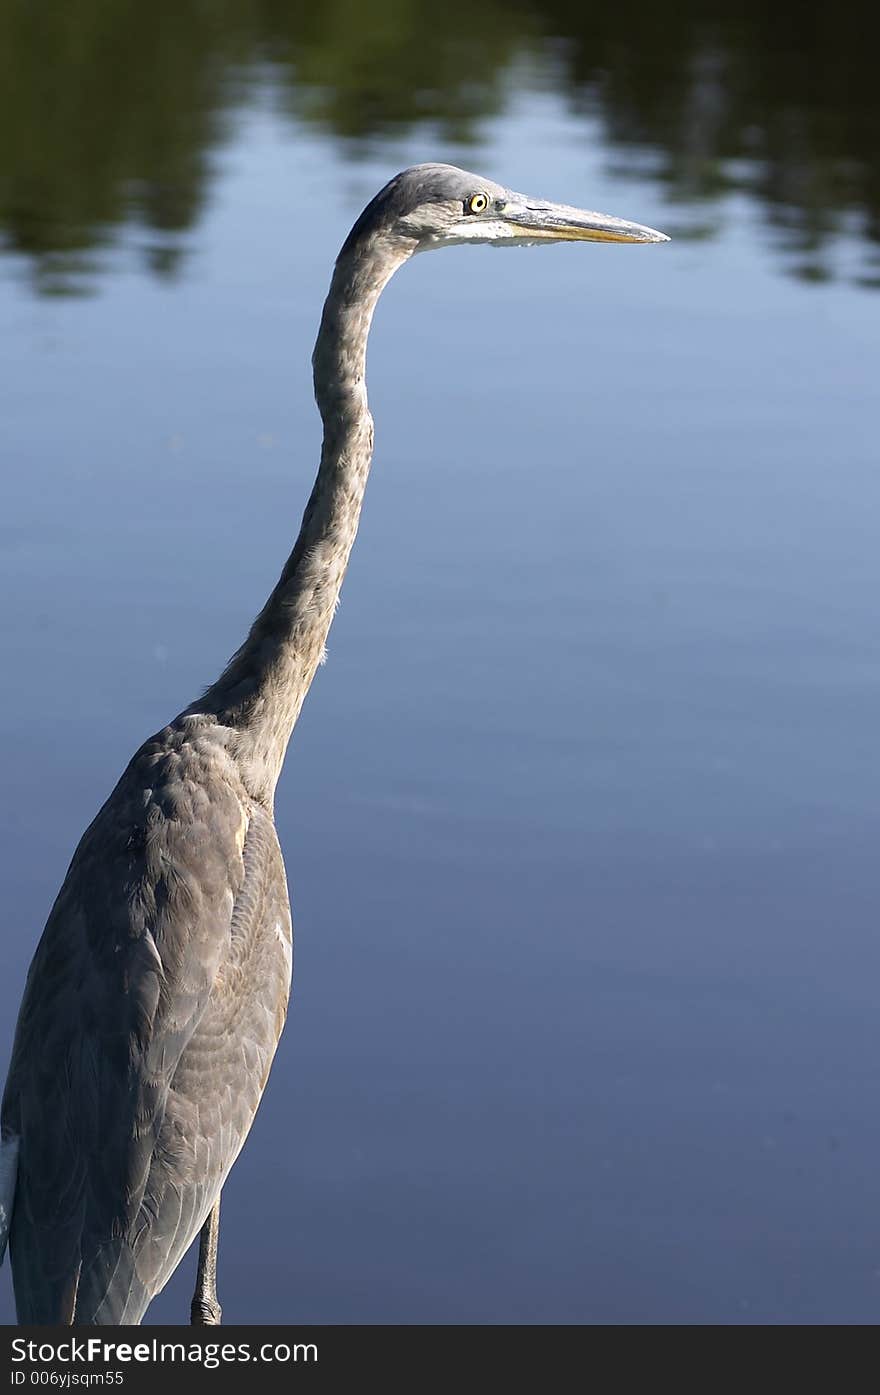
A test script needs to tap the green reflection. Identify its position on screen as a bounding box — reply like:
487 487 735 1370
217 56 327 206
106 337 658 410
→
0 0 877 292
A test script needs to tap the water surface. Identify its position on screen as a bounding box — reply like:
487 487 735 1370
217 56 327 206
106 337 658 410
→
1 9 879 1325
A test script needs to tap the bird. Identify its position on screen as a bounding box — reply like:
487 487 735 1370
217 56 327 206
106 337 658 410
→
0 164 668 1326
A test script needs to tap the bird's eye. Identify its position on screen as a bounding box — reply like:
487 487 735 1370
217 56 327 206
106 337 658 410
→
467 192 490 214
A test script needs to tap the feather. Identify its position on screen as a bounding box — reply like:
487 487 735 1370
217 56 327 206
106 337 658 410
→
0 1135 19 1265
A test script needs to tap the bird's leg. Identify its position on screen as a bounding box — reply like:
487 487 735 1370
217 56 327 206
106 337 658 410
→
190 1197 223 1325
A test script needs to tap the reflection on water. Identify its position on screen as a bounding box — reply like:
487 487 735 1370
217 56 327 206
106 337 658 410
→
1 0 879 292
2 3 880 1330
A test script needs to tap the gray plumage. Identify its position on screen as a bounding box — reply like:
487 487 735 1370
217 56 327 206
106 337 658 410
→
0 165 667 1325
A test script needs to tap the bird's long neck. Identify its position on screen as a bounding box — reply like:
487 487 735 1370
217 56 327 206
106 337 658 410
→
197 232 412 805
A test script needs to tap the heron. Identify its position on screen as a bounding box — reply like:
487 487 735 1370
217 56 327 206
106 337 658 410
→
0 164 667 1325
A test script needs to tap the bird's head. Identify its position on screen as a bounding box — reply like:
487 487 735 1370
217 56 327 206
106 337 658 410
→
341 162 669 257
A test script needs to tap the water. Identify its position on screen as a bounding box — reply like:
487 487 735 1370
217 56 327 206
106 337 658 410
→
2 8 879 1326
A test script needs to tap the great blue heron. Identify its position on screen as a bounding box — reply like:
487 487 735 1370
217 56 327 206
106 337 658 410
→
0 164 667 1325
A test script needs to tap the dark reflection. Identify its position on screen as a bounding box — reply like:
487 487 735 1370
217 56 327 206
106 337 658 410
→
1 0 878 291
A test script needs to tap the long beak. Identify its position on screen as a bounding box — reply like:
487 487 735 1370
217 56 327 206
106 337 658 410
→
504 198 669 245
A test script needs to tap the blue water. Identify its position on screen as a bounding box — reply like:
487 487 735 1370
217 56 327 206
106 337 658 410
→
2 93 879 1324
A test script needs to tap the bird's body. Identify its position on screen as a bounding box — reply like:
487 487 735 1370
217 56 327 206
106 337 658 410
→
0 165 666 1324
3 721 291 1322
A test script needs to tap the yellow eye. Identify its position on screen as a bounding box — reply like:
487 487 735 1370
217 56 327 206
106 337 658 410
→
468 192 490 214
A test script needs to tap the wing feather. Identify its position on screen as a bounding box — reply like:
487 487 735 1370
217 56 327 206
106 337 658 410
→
1 720 292 1324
